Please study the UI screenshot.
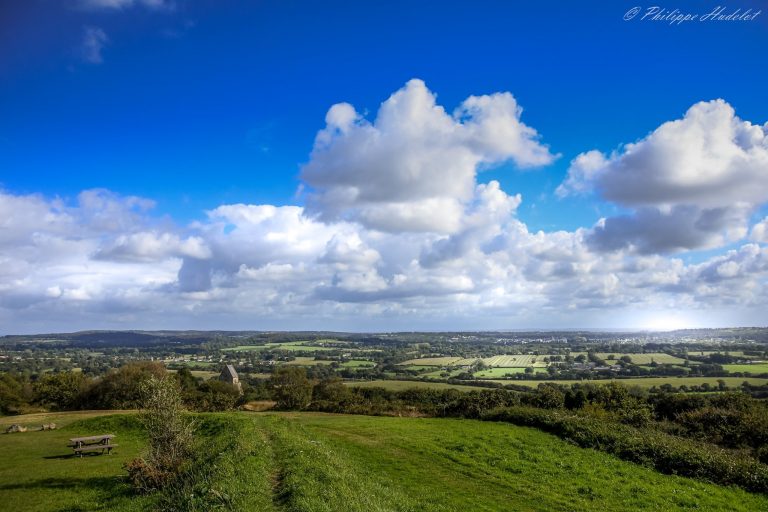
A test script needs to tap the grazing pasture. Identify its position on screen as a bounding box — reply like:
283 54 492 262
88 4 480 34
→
474 367 549 378
340 359 376 368
481 376 768 389
399 356 464 366
344 380 488 392
588 353 686 365
723 363 768 374
283 357 334 366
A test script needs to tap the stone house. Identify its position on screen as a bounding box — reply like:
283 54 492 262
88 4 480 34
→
219 364 243 394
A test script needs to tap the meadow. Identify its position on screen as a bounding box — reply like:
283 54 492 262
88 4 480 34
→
1 411 766 511
400 354 549 368
473 367 549 378
722 363 768 374
481 376 768 389
345 380 487 392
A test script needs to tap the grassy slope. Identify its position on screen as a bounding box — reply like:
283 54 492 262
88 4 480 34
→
2 411 768 511
0 411 149 512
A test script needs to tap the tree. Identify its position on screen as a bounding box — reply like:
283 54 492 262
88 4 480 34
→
271 367 312 410
0 373 32 414
313 377 350 403
535 384 565 409
81 361 166 409
33 372 87 410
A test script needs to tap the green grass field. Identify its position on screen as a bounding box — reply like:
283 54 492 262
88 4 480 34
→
340 359 376 368
1 411 766 511
345 380 491 391
225 344 268 351
723 363 768 374
481 376 768 389
595 353 687 365
473 367 550 378
399 356 464 366
481 354 548 367
402 364 441 371
283 356 334 366
400 354 549 368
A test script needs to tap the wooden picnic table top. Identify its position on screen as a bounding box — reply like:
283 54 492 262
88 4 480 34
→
69 434 115 444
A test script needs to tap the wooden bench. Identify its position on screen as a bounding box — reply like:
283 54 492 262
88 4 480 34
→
68 434 118 457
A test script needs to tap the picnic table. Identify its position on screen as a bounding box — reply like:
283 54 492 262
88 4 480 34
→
68 434 117 457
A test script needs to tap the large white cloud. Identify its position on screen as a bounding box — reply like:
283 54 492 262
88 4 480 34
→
3 93 768 331
558 100 768 253
301 79 557 234
1 186 767 330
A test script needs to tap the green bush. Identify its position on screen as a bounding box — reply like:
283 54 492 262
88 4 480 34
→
125 376 196 493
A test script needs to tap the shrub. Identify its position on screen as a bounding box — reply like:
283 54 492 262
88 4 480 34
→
125 376 196 493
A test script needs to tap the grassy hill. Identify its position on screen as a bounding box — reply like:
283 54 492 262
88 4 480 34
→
1 411 767 511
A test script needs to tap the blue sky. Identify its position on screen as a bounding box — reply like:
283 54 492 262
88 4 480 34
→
1 1 767 332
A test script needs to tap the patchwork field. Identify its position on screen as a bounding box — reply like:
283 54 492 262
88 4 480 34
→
1 411 766 511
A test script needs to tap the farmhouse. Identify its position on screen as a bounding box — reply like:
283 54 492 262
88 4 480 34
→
219 364 243 394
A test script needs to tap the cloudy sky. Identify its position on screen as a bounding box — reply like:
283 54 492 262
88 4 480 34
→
1 1 767 333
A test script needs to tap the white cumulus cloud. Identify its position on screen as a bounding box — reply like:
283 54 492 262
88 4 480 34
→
301 79 557 234
558 100 768 253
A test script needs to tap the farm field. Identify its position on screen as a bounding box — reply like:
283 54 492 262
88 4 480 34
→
695 351 761 358
421 368 466 379
399 356 464 366
340 359 376 368
284 356 334 366
1 411 766 511
723 363 768 374
566 352 686 365
400 354 549 368
482 354 548 367
344 380 490 391
480 376 768 389
590 353 688 365
474 367 549 378
224 344 268 352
